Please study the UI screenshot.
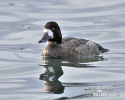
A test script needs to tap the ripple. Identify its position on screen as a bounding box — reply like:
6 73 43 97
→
0 0 125 100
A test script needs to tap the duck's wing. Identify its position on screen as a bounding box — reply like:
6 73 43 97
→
62 37 108 53
62 37 88 47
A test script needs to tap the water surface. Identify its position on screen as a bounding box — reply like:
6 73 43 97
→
0 0 125 100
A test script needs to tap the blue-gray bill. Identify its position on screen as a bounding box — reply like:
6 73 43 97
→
38 32 51 43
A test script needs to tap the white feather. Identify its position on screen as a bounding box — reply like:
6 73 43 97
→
43 28 48 33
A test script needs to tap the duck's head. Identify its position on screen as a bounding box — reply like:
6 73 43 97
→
38 21 62 44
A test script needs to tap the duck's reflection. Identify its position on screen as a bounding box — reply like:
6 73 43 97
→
39 58 64 94
39 56 104 94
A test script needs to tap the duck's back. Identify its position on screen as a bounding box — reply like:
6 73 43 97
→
62 37 88 47
62 37 107 56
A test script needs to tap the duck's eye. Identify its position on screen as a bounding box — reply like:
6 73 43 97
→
52 27 54 30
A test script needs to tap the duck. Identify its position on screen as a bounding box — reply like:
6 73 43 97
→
38 21 108 58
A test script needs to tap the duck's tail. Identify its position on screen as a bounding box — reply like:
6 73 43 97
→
98 45 109 53
96 43 109 53
101 48 109 53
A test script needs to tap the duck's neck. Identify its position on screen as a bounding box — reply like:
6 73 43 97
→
47 41 60 45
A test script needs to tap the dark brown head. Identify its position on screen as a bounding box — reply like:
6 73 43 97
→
38 21 62 44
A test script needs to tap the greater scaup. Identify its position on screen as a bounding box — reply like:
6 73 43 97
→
38 21 108 58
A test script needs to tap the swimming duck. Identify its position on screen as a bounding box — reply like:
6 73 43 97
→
38 21 108 58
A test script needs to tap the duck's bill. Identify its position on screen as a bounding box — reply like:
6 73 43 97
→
38 32 51 43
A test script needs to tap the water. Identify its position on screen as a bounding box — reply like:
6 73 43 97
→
0 0 125 100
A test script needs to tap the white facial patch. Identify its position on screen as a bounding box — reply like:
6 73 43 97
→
43 28 48 33
48 30 53 37
44 28 53 38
